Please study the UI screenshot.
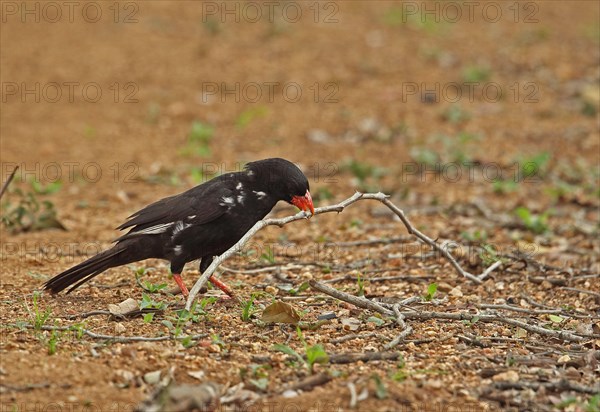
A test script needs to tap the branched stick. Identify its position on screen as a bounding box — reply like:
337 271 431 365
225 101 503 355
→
309 280 589 342
186 192 486 310
384 304 413 349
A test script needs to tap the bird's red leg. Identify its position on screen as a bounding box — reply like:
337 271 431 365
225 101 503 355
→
172 273 189 297
209 275 234 297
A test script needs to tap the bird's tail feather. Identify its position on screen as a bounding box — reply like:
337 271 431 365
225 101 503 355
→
44 244 130 294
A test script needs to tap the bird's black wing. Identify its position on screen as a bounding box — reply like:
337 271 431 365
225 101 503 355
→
115 180 235 241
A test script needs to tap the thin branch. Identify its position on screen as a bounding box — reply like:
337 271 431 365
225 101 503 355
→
0 166 18 201
308 280 589 342
309 279 394 316
331 332 378 344
492 379 599 395
478 260 503 280
326 235 413 247
560 287 600 298
283 373 332 392
186 192 486 310
4 323 207 343
479 304 562 315
329 351 401 364
384 304 413 349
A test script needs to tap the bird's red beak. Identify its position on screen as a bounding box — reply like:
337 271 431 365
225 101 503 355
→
291 190 315 217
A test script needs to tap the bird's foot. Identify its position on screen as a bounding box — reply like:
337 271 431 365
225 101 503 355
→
208 275 234 297
172 273 189 298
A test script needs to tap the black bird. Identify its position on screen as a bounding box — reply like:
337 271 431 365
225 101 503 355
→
44 158 315 297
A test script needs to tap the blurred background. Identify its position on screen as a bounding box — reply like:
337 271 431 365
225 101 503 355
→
2 1 598 212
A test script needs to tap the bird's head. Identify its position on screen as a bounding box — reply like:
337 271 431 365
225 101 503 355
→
245 158 315 217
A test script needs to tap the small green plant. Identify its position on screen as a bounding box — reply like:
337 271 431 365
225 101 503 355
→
235 106 268 130
442 105 470 124
240 364 271 391
382 6 446 33
409 147 440 169
202 16 221 35
68 323 86 340
140 293 167 311
514 207 550 234
313 187 333 202
492 178 519 194
584 394 599 412
343 159 387 192
545 181 576 203
272 327 329 374
519 152 551 180
382 6 404 26
422 283 438 302
462 315 480 326
30 291 52 330
479 244 500 266
189 167 207 184
180 121 214 157
367 316 385 327
350 218 363 228
135 268 167 293
371 374 388 399
146 102 160 124
211 334 227 352
160 300 214 346
1 189 65 233
462 65 491 82
356 273 365 297
443 132 479 164
460 229 488 243
240 294 257 322
287 282 310 296
83 124 96 138
47 329 60 355
30 180 62 195
260 245 276 264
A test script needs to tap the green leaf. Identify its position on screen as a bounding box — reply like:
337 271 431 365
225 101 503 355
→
249 377 269 391
423 282 438 301
391 370 408 382
367 316 385 326
549 314 564 323
272 344 303 363
181 336 194 348
305 344 329 373
143 313 154 323
371 374 388 399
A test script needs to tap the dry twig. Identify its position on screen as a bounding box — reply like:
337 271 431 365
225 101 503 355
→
309 280 590 342
4 323 207 343
0 166 18 201
186 192 490 309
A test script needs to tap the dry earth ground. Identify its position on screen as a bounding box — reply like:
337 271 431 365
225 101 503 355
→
1 1 599 411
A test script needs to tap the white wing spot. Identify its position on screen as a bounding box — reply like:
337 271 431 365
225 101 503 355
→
135 222 173 235
187 215 197 220
236 182 243 190
174 245 183 256
253 190 267 199
237 195 245 204
220 196 234 206
247 170 254 176
172 221 191 237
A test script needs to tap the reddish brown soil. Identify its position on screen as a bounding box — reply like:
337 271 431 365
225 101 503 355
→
1 2 598 411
